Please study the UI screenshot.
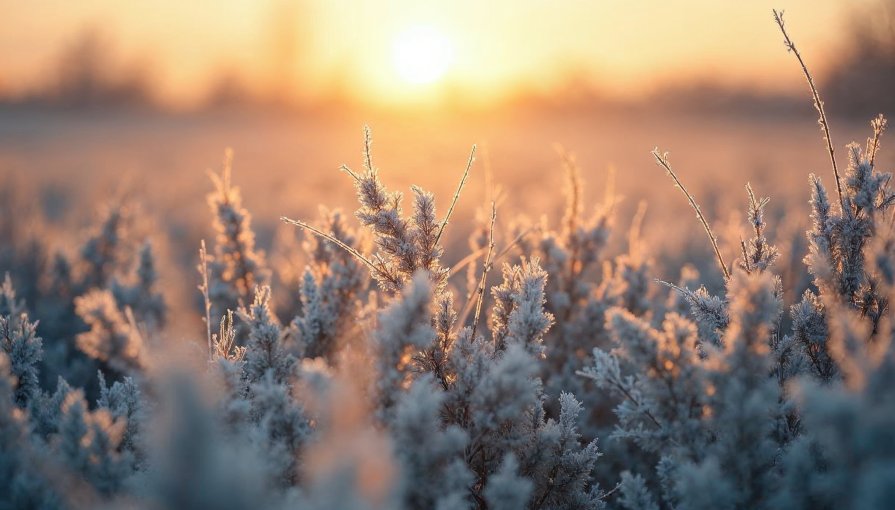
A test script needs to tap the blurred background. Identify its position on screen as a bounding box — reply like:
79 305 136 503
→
1 0 894 331
3 0 893 112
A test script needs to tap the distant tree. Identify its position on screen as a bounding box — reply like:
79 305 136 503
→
45 26 156 109
825 0 895 116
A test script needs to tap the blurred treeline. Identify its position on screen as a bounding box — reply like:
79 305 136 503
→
1 1 893 115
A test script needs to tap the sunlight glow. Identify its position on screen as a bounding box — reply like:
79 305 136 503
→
391 25 454 86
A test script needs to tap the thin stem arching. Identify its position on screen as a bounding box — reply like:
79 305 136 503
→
281 215 402 290
434 145 477 248
868 114 887 167
773 9 844 210
470 202 497 341
197 239 213 360
652 149 731 280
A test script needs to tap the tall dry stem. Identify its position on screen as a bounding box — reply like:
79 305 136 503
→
652 149 730 280
434 145 477 248
198 239 212 359
773 9 843 210
470 202 497 341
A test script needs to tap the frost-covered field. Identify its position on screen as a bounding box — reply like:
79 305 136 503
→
3 26 895 510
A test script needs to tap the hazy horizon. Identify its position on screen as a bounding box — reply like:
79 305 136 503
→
1 0 885 110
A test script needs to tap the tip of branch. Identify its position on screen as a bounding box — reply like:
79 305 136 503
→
654 279 688 295
467 144 478 165
340 164 361 181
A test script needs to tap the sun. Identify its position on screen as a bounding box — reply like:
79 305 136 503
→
391 25 454 86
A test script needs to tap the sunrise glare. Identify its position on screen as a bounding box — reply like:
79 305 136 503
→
0 0 883 108
391 25 454 86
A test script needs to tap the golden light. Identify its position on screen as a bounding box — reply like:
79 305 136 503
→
391 25 454 86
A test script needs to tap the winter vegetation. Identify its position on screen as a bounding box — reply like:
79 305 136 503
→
2 11 895 510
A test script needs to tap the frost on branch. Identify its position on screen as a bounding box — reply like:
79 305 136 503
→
238 285 295 385
0 306 43 407
490 258 555 357
391 375 472 509
74 289 145 377
373 271 435 418
291 208 366 361
206 151 269 322
348 129 449 294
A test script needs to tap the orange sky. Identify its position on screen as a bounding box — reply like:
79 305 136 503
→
0 0 878 106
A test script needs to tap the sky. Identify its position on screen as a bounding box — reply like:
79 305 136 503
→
0 0 879 107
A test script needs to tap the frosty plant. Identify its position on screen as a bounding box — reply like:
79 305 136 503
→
206 149 270 321
283 126 476 296
573 10 895 510
281 128 608 507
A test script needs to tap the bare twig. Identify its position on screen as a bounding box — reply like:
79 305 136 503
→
363 125 374 172
599 482 623 501
740 239 751 273
868 114 888 167
282 216 377 272
494 225 539 261
453 223 540 334
339 164 361 182
629 200 648 260
654 278 690 296
282 215 408 292
453 246 488 278
773 9 843 210
556 145 583 289
449 224 539 279
434 145 477 248
652 149 731 280
197 240 213 360
555 145 582 239
470 202 497 341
